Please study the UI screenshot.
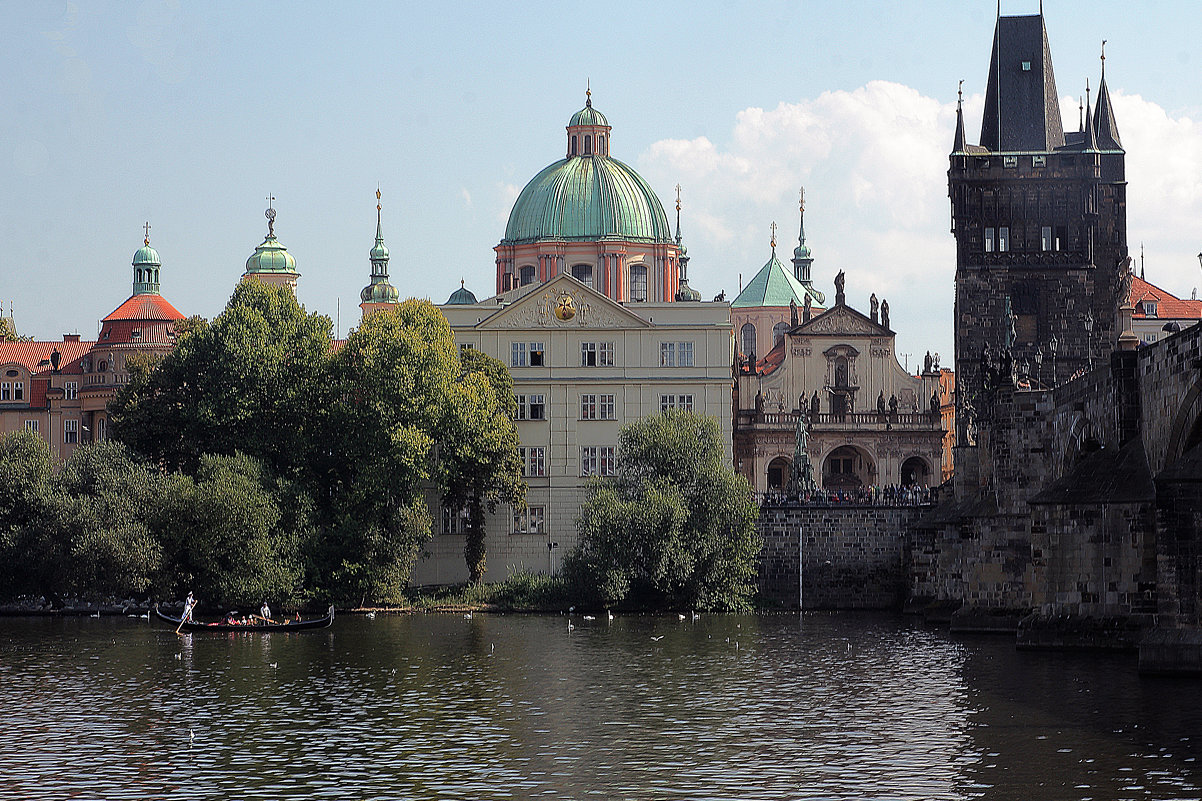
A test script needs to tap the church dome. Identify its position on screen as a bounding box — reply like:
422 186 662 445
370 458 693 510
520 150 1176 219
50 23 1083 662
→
133 243 160 267
503 156 672 243
501 99 672 244
361 280 399 304
245 234 297 274
446 280 477 305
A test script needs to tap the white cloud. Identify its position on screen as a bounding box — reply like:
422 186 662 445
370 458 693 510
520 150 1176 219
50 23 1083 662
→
460 187 472 208
639 81 1202 369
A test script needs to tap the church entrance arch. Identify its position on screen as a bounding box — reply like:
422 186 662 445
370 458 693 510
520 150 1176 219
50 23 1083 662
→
767 457 791 491
900 456 931 487
821 445 874 490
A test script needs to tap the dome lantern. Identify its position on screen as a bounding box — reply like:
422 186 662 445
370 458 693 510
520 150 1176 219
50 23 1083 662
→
132 221 161 296
565 85 612 158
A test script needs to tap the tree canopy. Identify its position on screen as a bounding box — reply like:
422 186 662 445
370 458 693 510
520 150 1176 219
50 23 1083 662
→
565 411 761 611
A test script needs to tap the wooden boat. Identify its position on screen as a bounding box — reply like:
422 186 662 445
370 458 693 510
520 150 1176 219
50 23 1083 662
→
154 605 334 632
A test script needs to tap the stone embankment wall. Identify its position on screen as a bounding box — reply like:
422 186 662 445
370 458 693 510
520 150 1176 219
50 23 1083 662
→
758 505 923 609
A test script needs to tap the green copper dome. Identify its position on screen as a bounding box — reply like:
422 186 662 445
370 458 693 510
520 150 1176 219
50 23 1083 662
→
446 281 477 305
245 234 297 274
569 103 609 128
503 156 672 243
732 249 821 309
133 243 160 267
361 280 399 304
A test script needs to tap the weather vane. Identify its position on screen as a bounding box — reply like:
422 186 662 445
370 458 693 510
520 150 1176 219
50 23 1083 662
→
143 221 151 245
586 79 591 106
770 221 777 250
957 79 964 104
799 187 805 213
265 194 276 236
675 183 682 211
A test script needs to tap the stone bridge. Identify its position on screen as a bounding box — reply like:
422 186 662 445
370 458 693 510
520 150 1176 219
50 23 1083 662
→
913 322 1202 672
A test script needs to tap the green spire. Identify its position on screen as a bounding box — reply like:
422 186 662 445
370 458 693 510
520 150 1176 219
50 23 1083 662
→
361 188 398 305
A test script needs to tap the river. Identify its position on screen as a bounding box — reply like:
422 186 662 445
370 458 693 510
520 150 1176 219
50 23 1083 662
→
0 612 1199 800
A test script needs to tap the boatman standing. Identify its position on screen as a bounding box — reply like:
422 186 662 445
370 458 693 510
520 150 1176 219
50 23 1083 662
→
182 592 196 623
260 601 272 623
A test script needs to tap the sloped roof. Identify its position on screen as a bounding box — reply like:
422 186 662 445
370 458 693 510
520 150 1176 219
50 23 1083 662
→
1130 276 1202 321
732 251 823 309
0 339 93 374
102 293 186 322
979 15 1065 152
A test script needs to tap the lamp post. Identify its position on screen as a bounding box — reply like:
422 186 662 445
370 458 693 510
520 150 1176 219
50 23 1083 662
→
1034 346 1043 387
1083 310 1095 370
1050 333 1059 385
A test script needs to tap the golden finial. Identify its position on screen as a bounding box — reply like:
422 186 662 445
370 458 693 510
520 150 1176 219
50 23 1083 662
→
799 187 805 213
957 79 964 104
376 186 381 211
143 221 151 245
675 183 682 212
586 79 591 106
265 194 276 236
770 221 777 251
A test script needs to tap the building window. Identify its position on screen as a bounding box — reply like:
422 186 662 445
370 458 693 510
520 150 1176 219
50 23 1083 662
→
13 381 22 401
584 135 592 155
740 323 756 356
660 342 676 366
572 264 593 288
529 343 544 366
24 420 38 434
1032 155 1046 167
630 265 648 301
1003 155 1018 168
998 227 1009 252
459 343 475 355
64 419 79 444
599 394 615 420
598 134 606 155
1142 301 1158 317
581 394 597 420
96 418 106 442
520 446 546 477
985 227 995 253
582 446 615 476
0 382 8 401
1144 333 1158 344
65 381 78 400
512 342 527 367
1041 226 1053 251
527 394 546 420
442 505 468 535
678 341 694 367
581 341 614 367
660 394 694 412
570 135 578 156
513 505 545 535
773 322 789 346
519 265 537 286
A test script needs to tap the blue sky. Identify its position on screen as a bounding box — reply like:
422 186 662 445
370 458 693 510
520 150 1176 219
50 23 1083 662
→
4 1 1202 369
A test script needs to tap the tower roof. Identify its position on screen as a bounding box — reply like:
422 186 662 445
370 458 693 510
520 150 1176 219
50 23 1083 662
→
979 14 1065 152
446 279 478 305
1094 77 1123 150
731 248 822 310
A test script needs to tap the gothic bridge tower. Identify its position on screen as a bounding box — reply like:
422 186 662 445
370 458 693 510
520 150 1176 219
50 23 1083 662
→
949 11 1126 450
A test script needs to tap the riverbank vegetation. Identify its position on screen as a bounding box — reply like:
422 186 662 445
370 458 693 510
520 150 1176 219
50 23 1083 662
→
0 285 761 612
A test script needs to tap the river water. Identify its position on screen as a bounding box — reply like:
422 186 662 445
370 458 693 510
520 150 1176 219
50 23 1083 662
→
0 612 1199 800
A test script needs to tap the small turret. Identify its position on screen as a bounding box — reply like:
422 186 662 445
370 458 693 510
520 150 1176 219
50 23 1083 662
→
132 222 161 295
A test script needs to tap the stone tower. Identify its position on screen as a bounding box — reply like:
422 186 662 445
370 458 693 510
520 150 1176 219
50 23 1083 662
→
948 12 1126 449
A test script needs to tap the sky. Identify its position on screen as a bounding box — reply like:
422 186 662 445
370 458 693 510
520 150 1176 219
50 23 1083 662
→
4 1 1202 370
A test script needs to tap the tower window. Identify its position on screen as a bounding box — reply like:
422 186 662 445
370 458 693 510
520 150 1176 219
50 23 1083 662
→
519 265 537 286
1041 227 1053 251
570 135 577 156
572 264 593 287
740 323 756 356
985 228 995 253
629 265 648 301
584 135 592 155
998 227 1010 252
1021 61 1031 71
598 135 606 155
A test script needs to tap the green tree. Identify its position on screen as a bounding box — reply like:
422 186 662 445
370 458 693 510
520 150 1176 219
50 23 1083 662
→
0 430 54 600
565 411 761 611
439 347 524 583
110 281 332 476
154 452 304 607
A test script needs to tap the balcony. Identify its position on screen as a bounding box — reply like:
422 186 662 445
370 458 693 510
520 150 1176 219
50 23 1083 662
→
736 409 941 433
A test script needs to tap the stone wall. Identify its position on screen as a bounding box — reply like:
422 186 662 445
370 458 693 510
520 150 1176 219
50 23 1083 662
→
758 505 922 609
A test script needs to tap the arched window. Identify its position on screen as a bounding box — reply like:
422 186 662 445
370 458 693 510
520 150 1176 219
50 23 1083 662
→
740 323 756 356
502 273 513 292
570 135 577 156
772 322 790 346
629 264 647 301
519 265 537 286
598 134 606 155
584 135 592 155
571 264 593 288
900 456 930 487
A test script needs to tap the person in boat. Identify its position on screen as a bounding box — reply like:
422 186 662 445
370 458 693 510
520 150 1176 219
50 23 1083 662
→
223 611 239 626
182 592 197 623
260 601 272 624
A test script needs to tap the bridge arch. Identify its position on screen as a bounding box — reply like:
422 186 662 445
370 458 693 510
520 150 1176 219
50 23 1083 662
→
1165 377 1202 465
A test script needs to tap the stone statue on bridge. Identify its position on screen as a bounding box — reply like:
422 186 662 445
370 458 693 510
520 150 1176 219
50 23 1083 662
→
787 413 817 500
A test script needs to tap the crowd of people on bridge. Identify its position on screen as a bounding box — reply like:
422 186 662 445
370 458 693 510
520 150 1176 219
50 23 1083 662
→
761 484 937 508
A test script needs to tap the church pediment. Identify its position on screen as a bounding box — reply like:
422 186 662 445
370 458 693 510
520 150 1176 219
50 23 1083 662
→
796 304 890 337
476 273 652 330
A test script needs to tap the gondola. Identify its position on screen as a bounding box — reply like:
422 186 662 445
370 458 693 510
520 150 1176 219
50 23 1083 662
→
154 604 334 632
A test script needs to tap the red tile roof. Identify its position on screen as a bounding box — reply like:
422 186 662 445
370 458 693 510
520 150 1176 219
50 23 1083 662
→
0 339 95 374
1130 276 1202 320
755 339 787 376
102 294 186 322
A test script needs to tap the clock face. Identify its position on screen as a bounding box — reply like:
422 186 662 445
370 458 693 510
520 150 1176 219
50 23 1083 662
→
554 293 576 321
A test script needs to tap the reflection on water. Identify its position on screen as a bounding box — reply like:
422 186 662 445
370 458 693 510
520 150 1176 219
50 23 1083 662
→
0 613 1199 800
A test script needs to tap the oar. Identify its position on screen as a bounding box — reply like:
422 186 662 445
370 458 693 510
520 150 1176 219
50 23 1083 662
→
250 614 276 625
